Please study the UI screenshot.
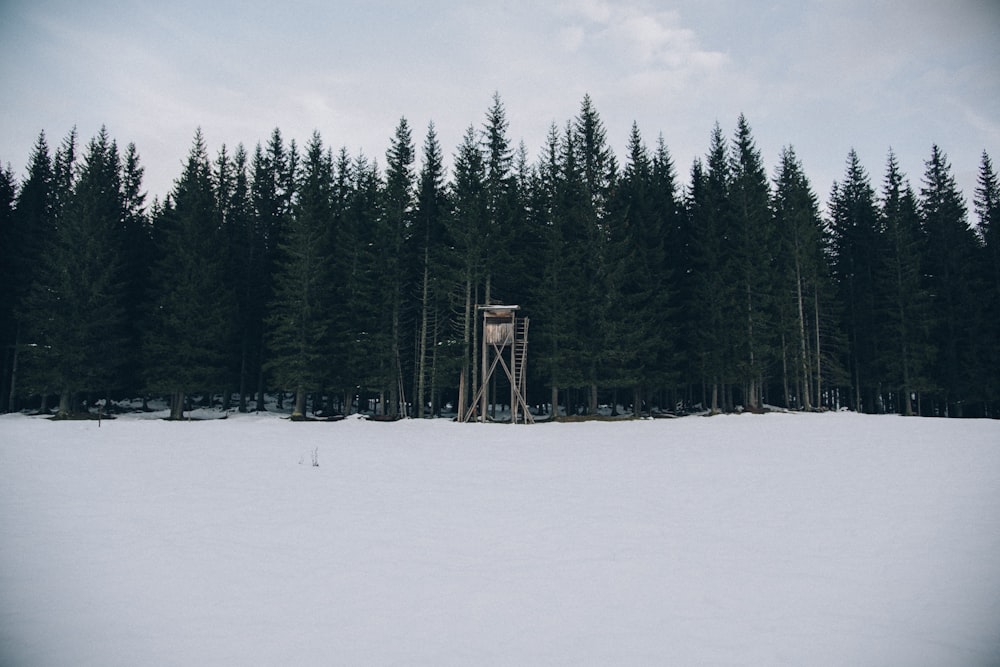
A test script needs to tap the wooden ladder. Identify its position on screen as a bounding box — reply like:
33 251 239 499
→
510 317 533 424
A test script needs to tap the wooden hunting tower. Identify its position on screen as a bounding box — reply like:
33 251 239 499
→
465 305 533 423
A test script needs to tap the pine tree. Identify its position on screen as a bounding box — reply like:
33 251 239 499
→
12 130 72 408
686 124 732 412
266 131 335 418
119 142 150 398
8 135 58 410
573 95 616 412
651 134 683 406
973 151 1000 412
448 125 487 419
19 127 128 416
340 151 384 411
325 146 355 407
828 150 882 412
529 124 571 414
143 130 236 419
249 129 295 408
772 147 830 410
548 120 594 412
380 117 416 416
413 122 452 417
219 144 256 410
729 114 773 410
0 162 18 411
605 122 673 413
675 158 703 408
875 151 934 414
527 121 594 415
481 93 515 306
920 145 980 416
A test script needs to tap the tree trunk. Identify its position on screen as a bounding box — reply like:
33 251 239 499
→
6 324 20 414
458 370 466 421
796 263 812 410
238 336 249 413
814 287 823 410
416 256 430 418
171 390 185 420
389 298 402 417
780 333 790 408
746 282 759 410
292 386 306 418
460 275 473 419
429 309 439 417
57 389 71 418
256 329 266 412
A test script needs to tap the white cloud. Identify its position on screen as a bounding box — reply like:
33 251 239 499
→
557 1 727 73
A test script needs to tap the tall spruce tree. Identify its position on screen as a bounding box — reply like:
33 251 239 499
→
448 125 488 418
529 121 601 415
574 95 616 412
530 124 571 414
266 132 335 418
341 151 385 410
481 93 515 306
920 145 980 416
973 152 1000 412
379 118 416 416
219 144 257 410
828 150 882 412
0 162 19 411
729 114 773 410
876 151 933 415
772 147 828 410
606 122 673 413
19 127 128 416
687 125 732 412
119 142 150 399
9 135 59 409
650 134 682 407
413 122 452 417
677 158 705 408
249 129 295 408
326 146 355 406
144 130 236 419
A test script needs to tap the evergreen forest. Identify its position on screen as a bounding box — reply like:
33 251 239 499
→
2 94 998 419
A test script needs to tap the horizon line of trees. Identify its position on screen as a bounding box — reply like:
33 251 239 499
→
2 93 998 420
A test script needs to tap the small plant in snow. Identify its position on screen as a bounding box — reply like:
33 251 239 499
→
298 448 320 467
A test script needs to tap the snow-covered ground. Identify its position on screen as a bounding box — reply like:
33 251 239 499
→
1 411 999 666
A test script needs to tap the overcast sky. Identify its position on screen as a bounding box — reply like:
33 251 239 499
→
1 0 998 212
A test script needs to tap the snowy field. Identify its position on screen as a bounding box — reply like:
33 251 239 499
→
2 411 999 666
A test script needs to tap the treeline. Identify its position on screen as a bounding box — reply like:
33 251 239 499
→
1 94 998 419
